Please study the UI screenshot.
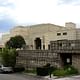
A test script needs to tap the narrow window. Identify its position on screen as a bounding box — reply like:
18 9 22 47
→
63 32 67 35
59 43 62 47
57 33 61 36
43 45 45 50
48 45 50 50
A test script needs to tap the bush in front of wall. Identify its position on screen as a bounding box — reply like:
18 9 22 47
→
37 63 52 76
64 65 78 75
53 69 66 77
13 66 25 72
37 67 49 76
53 65 78 77
36 63 56 76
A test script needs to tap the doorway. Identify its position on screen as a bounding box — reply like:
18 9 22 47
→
35 38 41 49
60 53 72 66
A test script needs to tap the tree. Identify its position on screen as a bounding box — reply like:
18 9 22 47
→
0 48 17 67
5 35 26 49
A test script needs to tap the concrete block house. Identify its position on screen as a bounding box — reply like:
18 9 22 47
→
2 22 80 71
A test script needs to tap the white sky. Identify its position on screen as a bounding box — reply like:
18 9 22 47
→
3 0 80 26
0 0 80 38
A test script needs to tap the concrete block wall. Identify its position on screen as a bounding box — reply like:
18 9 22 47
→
72 54 80 72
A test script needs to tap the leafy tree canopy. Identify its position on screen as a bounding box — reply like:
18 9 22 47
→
5 35 26 49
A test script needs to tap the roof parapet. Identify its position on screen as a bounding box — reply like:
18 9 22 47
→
65 22 76 29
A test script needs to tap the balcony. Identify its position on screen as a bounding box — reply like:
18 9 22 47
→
50 40 80 53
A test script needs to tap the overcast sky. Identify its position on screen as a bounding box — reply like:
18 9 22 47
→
0 0 80 37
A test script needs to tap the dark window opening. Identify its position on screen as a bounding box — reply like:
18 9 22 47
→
43 45 45 50
63 32 67 35
57 33 61 36
60 53 72 66
35 38 41 49
57 43 62 47
48 44 50 50
59 43 62 47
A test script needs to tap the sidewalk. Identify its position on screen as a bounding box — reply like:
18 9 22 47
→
44 74 58 80
44 75 80 80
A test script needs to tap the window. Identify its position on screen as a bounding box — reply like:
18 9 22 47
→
57 43 62 47
63 32 67 35
43 45 45 49
48 44 50 50
57 33 61 36
59 43 62 47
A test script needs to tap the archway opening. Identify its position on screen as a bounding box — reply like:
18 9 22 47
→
35 38 41 49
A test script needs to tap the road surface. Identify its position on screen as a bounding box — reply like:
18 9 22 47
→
0 73 80 80
0 73 48 80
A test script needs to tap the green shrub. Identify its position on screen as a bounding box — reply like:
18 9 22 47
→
64 65 78 75
37 67 49 76
53 65 78 77
53 69 66 77
0 48 16 67
13 67 25 72
37 63 50 76
36 63 56 76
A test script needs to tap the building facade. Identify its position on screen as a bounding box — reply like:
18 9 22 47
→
2 22 80 71
16 40 80 72
50 40 80 72
2 22 80 50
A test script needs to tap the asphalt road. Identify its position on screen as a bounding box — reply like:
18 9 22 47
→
0 73 80 80
0 73 48 80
